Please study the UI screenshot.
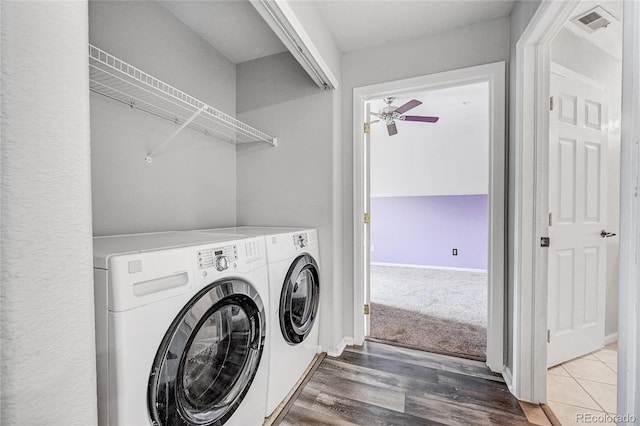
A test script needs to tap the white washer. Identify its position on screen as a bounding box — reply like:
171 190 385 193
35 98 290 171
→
93 231 270 426
192 227 321 416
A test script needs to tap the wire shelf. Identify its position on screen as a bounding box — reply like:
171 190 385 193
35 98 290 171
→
88 44 277 148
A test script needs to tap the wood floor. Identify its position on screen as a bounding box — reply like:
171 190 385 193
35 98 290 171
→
279 341 531 425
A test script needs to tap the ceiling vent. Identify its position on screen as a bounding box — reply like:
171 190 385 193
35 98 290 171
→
571 6 618 33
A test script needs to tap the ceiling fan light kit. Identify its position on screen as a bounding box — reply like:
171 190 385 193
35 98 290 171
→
371 97 440 136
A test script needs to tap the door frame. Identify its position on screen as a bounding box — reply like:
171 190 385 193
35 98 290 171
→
617 0 640 417
512 0 640 413
510 1 580 403
352 62 506 373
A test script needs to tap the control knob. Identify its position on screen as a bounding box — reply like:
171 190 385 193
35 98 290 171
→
215 255 229 271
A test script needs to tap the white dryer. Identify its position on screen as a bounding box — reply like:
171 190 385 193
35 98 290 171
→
193 227 321 416
93 231 270 426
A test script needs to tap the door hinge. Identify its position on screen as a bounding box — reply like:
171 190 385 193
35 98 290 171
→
364 212 370 225
364 122 370 134
541 237 550 247
550 96 554 111
547 329 551 343
549 212 553 226
364 304 370 315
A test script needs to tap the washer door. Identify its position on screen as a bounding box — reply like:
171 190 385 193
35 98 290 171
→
148 279 265 426
279 254 320 344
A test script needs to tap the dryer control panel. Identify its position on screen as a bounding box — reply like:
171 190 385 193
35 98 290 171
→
197 245 238 270
293 233 308 249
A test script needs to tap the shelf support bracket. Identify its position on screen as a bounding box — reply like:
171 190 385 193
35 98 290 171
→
145 105 206 163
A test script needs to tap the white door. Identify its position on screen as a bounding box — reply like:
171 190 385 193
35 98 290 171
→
547 64 609 367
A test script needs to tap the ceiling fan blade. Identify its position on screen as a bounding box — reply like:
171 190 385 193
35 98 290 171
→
402 115 440 123
394 99 422 114
370 111 383 118
387 122 398 136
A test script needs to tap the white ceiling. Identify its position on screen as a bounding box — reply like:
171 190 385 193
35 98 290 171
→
564 0 623 60
368 82 489 133
160 0 517 64
316 0 516 53
368 82 490 197
160 0 286 64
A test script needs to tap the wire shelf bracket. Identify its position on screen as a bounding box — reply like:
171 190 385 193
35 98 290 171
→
88 44 277 163
145 105 205 163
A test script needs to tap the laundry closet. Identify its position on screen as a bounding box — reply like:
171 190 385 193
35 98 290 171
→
89 0 338 346
86 1 340 424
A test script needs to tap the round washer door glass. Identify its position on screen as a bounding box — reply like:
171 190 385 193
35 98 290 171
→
280 254 320 344
148 279 265 426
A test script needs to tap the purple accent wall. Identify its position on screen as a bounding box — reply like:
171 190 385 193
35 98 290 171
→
370 195 489 270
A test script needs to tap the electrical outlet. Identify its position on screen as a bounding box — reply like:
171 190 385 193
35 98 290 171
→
370 245 375 252
452 249 458 256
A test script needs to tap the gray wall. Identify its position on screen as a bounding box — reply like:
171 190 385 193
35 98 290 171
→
341 17 511 338
507 0 542 373
1 1 98 423
235 52 342 350
551 28 622 339
89 1 237 236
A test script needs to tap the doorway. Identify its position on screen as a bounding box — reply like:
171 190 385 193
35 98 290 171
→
543 3 622 422
352 62 506 372
512 0 640 416
366 84 490 359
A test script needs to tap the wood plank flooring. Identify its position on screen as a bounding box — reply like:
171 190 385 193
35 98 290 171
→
279 341 531 425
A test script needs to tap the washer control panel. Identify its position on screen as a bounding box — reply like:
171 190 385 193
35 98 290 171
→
197 245 238 270
215 255 229 271
244 239 261 263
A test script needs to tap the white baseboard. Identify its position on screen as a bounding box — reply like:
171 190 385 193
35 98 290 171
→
604 333 618 345
326 336 353 357
371 262 487 273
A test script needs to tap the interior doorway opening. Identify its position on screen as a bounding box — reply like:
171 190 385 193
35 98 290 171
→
510 0 640 413
365 84 491 360
352 62 506 373
543 2 622 422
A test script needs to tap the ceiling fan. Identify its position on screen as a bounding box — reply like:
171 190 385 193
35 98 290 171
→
370 97 439 136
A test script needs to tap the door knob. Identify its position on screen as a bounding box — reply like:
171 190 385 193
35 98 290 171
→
600 230 617 238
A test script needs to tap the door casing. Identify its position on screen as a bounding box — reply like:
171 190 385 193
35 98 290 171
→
352 62 506 373
513 1 640 415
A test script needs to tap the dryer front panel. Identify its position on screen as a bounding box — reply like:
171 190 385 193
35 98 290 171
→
279 254 320 345
148 279 265 426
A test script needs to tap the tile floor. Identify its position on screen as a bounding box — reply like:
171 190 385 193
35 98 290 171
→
547 343 618 425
